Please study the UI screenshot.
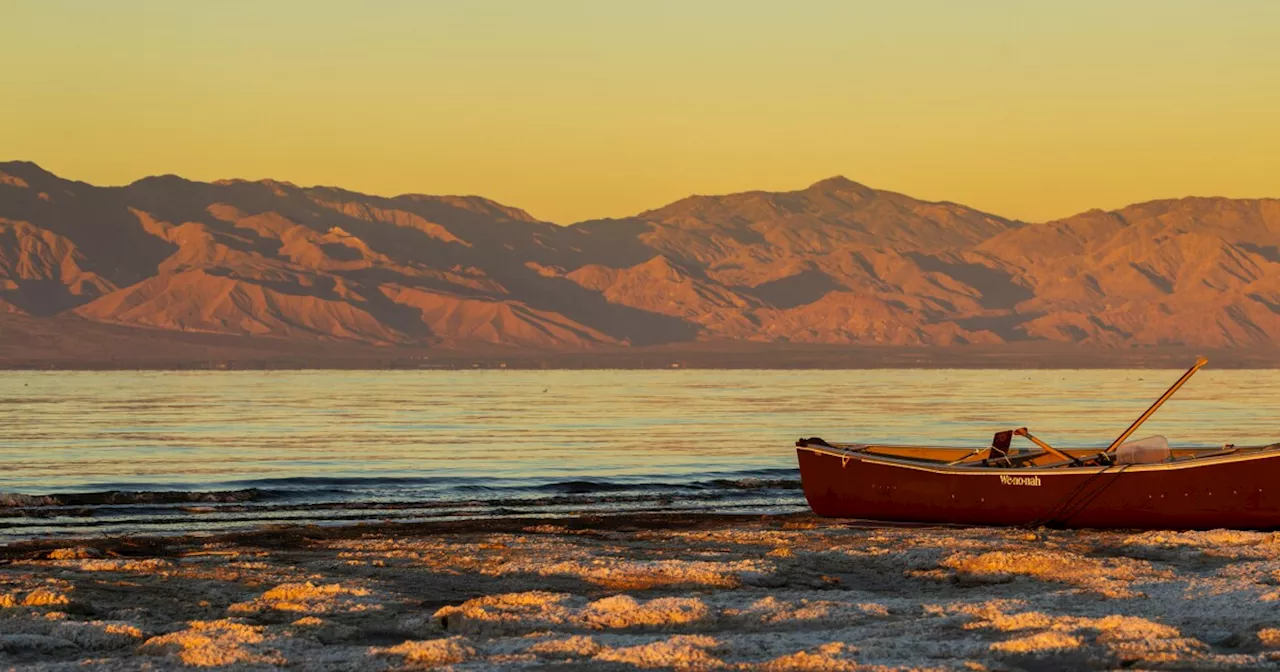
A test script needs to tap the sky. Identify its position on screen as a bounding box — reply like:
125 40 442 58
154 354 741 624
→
4 1 1279 224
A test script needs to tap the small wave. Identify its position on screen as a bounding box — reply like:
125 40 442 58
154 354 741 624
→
700 477 801 490
532 480 683 495
0 488 266 508
223 475 467 488
530 468 800 495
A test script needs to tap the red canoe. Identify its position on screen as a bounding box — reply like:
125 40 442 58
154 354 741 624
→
796 358 1280 530
797 440 1280 529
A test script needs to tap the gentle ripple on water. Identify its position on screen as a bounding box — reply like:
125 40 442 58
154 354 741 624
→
1 368 1275 541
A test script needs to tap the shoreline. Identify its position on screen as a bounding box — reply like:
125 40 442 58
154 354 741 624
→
0 511 806 560
4 315 1279 370
3 345 1279 371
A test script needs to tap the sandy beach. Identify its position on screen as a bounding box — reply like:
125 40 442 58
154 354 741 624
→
2 512 1279 670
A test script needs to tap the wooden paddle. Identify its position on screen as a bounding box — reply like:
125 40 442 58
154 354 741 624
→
1104 356 1208 454
1014 427 1081 465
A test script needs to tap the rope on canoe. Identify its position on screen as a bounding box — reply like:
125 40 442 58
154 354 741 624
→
1024 464 1132 529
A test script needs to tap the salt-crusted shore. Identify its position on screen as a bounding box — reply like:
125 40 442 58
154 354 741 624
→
3 513 1280 670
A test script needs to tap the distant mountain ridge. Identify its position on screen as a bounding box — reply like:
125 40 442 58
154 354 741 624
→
2 160 1279 350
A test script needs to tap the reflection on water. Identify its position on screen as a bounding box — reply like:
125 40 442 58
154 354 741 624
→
0 369 1274 540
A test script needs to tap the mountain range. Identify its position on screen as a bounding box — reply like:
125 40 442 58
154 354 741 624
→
3 161 1280 360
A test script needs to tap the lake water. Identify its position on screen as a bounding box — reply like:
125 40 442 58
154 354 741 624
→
2 368 1276 542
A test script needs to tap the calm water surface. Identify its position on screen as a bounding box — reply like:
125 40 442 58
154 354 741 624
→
1 369 1275 541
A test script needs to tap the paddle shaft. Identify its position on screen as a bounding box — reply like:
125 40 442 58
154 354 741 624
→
1015 428 1078 464
1104 357 1208 454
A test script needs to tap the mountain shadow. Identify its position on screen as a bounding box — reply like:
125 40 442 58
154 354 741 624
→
905 252 1034 310
739 270 841 309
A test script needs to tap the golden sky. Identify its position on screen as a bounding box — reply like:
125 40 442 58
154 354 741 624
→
5 1 1279 224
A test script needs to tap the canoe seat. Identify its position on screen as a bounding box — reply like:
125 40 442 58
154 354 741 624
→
990 430 1013 456
1115 435 1172 464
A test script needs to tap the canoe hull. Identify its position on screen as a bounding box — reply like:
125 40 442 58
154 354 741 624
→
797 446 1280 530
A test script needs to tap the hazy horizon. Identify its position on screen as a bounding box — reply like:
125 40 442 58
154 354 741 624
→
10 161 1280 226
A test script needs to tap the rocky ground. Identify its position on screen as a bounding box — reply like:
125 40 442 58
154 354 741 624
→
3 513 1280 670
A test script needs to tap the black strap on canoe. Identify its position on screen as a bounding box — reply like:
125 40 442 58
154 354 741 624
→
1025 464 1131 529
